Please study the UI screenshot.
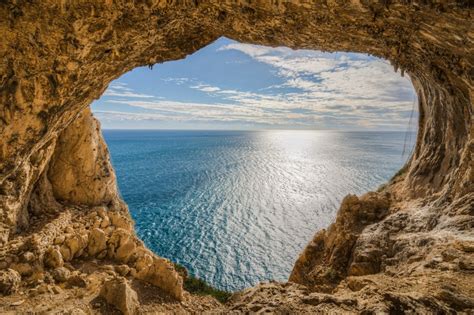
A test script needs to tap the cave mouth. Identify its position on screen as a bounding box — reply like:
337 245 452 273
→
90 37 418 291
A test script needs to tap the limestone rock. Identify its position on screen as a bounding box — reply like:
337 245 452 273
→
0 269 21 295
116 240 136 263
64 233 88 259
21 252 35 263
47 108 119 206
52 267 70 283
100 278 138 315
59 245 72 262
108 228 137 262
67 275 87 288
135 256 184 301
115 265 130 276
44 247 64 268
109 211 133 231
10 263 33 277
88 228 107 257
290 192 390 288
134 252 154 273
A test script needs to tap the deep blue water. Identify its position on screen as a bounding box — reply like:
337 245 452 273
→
103 130 415 291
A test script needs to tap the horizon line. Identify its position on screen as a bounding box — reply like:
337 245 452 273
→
100 128 418 132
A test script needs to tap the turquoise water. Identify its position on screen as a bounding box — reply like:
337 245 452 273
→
103 130 414 291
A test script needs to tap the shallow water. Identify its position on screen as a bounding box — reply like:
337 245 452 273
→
103 129 415 291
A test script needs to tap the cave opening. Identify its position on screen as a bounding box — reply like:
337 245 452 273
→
90 37 418 291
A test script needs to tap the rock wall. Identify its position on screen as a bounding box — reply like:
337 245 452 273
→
0 0 472 313
47 108 119 207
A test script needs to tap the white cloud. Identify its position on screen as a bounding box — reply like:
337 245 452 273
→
190 84 221 93
103 82 154 98
95 42 417 130
161 77 191 85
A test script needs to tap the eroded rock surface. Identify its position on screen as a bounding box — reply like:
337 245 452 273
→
100 277 139 315
0 0 472 313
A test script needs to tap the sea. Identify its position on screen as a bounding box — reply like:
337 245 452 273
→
102 129 415 291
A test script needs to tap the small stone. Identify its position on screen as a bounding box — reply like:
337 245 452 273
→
134 253 153 272
100 277 138 315
54 235 65 245
22 251 35 262
60 245 72 262
0 269 21 295
45 247 64 268
115 264 130 276
29 269 45 284
51 285 62 294
100 216 110 228
10 263 33 277
67 274 87 288
65 233 88 258
9 299 24 306
52 267 70 283
44 272 54 284
116 240 136 263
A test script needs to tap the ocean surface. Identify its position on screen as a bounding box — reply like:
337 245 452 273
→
103 130 415 291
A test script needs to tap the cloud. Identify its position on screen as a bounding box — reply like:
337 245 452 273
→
161 77 191 85
103 82 154 98
190 84 221 93
94 41 417 130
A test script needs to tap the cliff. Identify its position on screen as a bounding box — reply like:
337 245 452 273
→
0 1 472 313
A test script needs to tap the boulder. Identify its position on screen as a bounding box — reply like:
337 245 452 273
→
44 247 64 268
108 228 136 262
65 233 88 258
0 269 21 295
88 228 107 256
100 277 138 315
116 240 136 263
135 256 183 301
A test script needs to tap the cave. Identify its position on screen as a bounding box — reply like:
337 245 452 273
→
0 1 472 313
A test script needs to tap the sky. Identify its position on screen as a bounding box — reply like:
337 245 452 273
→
91 37 417 130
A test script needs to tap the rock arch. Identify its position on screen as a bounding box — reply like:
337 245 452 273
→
0 1 472 313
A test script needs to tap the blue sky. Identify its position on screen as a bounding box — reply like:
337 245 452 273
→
92 37 417 130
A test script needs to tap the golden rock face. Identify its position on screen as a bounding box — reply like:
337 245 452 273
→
0 1 472 313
